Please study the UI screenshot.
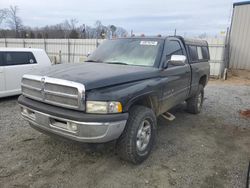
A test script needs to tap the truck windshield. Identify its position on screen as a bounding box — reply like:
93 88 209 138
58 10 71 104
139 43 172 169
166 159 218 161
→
86 38 163 67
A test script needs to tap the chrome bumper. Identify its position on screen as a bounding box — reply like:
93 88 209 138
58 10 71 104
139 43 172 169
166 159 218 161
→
20 105 127 143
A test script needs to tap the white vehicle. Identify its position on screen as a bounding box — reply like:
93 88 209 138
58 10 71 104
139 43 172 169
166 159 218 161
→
0 48 51 98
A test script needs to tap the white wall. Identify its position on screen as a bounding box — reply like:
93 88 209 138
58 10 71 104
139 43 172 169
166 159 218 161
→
205 37 226 78
0 38 105 64
229 4 250 70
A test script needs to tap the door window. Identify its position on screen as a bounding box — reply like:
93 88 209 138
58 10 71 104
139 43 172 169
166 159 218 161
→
197 47 203 60
0 52 4 66
201 46 209 60
2 52 37 66
165 40 184 61
188 46 198 62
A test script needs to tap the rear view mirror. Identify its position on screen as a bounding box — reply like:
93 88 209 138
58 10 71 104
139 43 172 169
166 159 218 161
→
168 55 186 66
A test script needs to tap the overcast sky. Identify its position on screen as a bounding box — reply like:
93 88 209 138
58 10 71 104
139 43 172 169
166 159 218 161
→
0 0 241 36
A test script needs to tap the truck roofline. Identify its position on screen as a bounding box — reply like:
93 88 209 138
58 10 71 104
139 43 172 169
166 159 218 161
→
110 36 208 46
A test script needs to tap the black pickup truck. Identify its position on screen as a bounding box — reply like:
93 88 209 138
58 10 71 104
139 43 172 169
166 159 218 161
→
18 36 210 164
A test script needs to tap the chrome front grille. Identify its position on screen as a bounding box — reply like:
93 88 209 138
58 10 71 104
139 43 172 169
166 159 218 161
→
21 74 85 111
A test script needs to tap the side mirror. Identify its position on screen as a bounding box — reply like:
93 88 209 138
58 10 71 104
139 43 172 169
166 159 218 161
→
87 52 91 57
168 55 187 66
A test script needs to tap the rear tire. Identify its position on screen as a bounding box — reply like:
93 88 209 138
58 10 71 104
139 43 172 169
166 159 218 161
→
116 105 157 164
186 84 204 114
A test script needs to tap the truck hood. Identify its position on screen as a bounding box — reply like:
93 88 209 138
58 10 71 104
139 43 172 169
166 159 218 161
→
35 62 160 90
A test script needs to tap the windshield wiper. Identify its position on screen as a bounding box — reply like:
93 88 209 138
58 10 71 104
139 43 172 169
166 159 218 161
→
85 60 103 63
106 62 128 65
85 60 128 65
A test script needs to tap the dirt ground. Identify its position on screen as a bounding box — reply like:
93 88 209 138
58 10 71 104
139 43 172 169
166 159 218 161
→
0 77 250 188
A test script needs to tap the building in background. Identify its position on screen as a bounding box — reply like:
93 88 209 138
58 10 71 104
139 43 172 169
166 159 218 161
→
229 1 250 70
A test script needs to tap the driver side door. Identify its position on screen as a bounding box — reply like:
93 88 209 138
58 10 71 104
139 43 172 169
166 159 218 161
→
160 38 191 113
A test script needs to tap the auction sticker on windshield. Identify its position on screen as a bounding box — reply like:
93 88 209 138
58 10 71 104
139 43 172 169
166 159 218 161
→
140 41 158 46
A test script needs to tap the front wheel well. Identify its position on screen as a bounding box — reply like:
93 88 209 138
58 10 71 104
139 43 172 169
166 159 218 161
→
199 75 207 87
128 96 158 115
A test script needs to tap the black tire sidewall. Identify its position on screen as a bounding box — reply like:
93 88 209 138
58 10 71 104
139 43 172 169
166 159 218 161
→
186 84 204 114
130 107 156 162
117 105 157 164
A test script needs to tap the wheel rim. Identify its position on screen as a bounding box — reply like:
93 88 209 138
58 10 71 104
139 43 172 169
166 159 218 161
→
136 119 152 152
197 93 202 110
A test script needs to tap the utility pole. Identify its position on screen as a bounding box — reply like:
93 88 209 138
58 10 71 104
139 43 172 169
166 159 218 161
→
174 29 177 36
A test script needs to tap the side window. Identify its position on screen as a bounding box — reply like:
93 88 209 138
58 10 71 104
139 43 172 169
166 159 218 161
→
3 52 37 66
201 46 209 60
188 45 198 62
197 47 203 60
165 40 184 61
0 52 4 66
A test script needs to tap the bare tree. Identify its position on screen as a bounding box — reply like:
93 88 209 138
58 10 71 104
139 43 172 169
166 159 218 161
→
115 27 128 37
95 20 103 38
70 18 78 30
0 9 7 27
6 6 22 37
109 25 116 37
198 33 207 39
62 18 78 38
63 18 78 30
1 11 128 39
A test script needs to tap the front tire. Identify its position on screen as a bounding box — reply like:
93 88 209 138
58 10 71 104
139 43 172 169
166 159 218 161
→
116 105 157 164
186 84 204 114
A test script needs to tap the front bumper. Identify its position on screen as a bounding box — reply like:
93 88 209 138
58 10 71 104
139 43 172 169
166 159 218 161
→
18 96 128 143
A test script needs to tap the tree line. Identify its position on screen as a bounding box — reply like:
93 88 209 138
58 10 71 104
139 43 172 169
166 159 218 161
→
0 6 128 39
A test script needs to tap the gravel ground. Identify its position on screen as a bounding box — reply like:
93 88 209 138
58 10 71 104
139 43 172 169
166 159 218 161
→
0 81 249 188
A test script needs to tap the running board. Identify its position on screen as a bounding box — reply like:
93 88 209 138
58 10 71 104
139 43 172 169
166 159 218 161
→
161 112 176 121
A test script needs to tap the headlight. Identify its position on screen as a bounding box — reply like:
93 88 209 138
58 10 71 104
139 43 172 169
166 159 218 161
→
86 101 122 114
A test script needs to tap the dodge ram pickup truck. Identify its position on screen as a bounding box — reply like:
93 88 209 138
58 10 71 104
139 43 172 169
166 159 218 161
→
18 36 210 164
